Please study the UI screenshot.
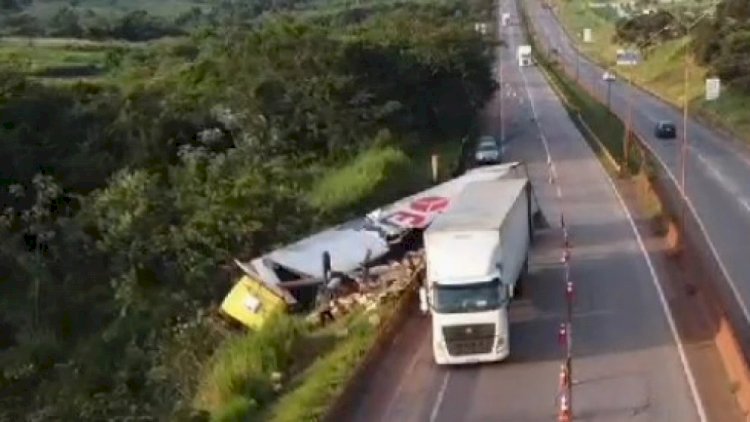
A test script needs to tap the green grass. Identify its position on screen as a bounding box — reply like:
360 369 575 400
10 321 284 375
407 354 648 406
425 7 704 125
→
308 144 411 214
0 38 114 79
308 131 463 216
195 308 385 422
194 314 306 416
265 313 380 422
24 0 211 20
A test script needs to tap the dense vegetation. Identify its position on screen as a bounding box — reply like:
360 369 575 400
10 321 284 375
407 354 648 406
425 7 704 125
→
691 0 750 93
614 10 685 50
0 0 320 40
0 0 496 419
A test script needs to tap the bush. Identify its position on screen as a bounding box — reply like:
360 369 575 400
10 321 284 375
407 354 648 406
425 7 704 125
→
211 396 258 422
267 317 376 422
194 314 306 415
308 141 410 213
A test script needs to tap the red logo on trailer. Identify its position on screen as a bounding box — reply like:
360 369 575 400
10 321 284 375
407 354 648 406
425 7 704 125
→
380 196 451 229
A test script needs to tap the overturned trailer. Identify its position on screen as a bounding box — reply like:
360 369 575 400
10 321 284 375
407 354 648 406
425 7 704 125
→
221 162 539 328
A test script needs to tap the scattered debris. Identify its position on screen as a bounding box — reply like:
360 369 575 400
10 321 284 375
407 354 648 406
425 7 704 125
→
221 162 537 329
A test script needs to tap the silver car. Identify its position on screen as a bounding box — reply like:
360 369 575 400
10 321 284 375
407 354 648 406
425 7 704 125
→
474 136 503 165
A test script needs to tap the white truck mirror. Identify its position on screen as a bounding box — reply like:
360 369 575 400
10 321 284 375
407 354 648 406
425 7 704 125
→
418 287 429 314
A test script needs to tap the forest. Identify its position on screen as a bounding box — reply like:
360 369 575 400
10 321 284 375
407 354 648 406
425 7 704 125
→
0 0 497 419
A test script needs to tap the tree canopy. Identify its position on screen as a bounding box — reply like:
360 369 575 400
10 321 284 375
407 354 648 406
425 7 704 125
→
0 0 497 418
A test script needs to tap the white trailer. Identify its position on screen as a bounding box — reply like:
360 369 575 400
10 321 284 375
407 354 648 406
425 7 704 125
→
517 45 532 67
419 178 533 365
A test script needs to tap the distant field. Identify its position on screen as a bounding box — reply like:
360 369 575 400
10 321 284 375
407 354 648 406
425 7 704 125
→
22 0 212 19
0 35 186 82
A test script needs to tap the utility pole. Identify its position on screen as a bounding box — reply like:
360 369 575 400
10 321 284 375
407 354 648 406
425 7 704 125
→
680 49 690 228
624 65 633 171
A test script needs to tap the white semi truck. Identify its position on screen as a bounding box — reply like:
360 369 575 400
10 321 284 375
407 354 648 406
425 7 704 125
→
419 178 533 365
517 45 532 66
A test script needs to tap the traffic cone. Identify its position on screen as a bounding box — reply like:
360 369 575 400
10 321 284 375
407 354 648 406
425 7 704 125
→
566 281 574 302
558 323 567 346
558 363 569 391
558 392 572 422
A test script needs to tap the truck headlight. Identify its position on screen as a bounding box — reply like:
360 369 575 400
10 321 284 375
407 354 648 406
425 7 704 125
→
496 337 506 351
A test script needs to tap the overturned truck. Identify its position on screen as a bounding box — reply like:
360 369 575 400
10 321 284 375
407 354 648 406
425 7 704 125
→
220 162 541 329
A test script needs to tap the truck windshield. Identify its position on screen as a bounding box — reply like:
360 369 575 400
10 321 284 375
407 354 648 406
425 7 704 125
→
434 279 505 314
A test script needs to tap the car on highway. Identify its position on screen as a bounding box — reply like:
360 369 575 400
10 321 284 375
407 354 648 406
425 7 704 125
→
474 136 503 165
654 120 677 139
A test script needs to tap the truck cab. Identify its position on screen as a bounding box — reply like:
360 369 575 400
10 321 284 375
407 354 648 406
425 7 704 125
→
419 178 532 365
426 274 511 364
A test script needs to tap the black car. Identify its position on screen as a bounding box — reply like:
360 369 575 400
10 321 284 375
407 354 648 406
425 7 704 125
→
654 121 677 139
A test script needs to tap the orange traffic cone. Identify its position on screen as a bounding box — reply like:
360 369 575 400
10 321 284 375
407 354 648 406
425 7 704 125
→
558 363 569 391
558 391 572 422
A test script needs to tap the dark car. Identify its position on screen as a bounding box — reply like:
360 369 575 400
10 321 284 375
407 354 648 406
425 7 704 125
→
654 121 677 139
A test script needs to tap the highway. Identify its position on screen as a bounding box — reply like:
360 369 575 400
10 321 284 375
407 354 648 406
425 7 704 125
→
527 0 750 336
333 0 704 420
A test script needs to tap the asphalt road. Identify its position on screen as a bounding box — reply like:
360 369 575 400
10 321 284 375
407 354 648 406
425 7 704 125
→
527 0 750 335
334 0 704 420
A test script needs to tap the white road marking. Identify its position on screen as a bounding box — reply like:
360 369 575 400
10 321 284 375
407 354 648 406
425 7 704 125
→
429 371 451 422
692 149 750 213
599 156 709 422
516 2 708 419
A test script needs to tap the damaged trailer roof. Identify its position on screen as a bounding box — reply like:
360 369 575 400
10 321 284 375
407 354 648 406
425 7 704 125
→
237 162 529 287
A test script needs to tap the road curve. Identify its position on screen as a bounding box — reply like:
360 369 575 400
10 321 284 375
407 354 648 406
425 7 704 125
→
332 0 703 420
528 0 750 337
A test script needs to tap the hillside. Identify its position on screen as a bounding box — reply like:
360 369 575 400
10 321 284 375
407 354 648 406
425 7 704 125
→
0 0 497 419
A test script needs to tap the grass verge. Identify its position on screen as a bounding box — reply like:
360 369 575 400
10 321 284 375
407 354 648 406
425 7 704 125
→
308 131 462 218
264 311 382 422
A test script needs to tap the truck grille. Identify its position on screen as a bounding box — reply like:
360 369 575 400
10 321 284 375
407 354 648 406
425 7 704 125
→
442 323 495 356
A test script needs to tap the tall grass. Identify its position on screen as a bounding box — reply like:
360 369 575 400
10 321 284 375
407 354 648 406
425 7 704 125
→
194 314 306 418
308 144 411 214
266 315 378 422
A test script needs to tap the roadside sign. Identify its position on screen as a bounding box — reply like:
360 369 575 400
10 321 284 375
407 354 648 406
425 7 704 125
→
616 50 639 66
474 22 489 35
706 78 721 101
583 28 592 43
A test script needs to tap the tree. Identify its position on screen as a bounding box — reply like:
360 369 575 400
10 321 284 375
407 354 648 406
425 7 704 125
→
49 7 83 37
614 10 686 49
